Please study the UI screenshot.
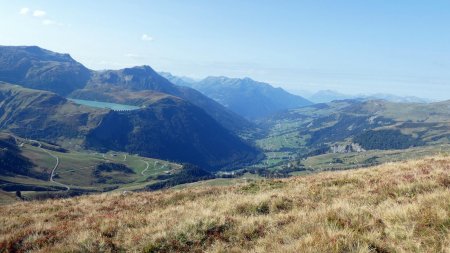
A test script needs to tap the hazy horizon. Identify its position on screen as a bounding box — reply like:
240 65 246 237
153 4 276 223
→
1 0 449 100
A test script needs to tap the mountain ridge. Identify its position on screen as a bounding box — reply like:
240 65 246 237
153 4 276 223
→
161 72 313 119
0 46 253 133
306 89 433 104
0 46 92 96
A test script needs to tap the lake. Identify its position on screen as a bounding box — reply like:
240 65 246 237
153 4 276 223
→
68 99 141 111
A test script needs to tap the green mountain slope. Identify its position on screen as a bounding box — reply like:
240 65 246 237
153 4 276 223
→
0 134 34 177
0 46 91 96
75 66 252 132
85 96 261 170
0 83 104 144
0 83 261 170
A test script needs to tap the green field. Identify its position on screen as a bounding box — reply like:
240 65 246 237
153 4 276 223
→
0 135 181 201
300 144 450 172
250 99 450 172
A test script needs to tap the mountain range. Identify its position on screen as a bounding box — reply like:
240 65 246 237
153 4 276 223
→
0 46 251 133
0 46 261 170
1 45 450 193
161 72 313 119
306 89 432 104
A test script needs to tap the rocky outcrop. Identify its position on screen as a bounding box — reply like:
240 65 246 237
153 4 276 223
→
331 143 366 153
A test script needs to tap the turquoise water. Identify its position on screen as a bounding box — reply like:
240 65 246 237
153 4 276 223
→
68 99 140 111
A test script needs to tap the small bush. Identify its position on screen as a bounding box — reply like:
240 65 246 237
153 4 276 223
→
235 201 271 216
271 197 293 212
239 180 286 194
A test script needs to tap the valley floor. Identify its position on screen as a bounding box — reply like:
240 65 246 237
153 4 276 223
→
1 156 449 252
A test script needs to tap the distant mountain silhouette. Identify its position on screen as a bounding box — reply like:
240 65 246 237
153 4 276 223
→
307 89 432 104
161 73 313 119
307 90 352 103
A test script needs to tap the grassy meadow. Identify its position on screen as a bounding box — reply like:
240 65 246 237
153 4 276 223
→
0 137 181 199
1 155 449 252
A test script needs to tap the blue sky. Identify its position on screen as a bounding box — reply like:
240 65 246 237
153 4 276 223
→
1 1 449 100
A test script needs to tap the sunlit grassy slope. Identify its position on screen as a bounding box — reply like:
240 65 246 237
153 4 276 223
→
1 156 449 252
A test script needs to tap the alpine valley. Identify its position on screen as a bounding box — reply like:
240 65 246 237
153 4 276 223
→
0 46 450 203
2 1 450 252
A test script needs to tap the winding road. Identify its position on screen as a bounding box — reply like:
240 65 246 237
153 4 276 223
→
29 139 70 191
11 133 169 189
141 160 151 176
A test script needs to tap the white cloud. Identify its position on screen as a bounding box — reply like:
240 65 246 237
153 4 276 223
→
19 7 30 15
141 34 154 41
32 10 46 18
19 8 65 27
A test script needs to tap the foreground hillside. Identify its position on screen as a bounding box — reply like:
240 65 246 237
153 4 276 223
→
1 156 449 252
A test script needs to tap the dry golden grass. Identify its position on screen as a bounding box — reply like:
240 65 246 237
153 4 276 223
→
1 156 449 253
